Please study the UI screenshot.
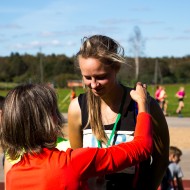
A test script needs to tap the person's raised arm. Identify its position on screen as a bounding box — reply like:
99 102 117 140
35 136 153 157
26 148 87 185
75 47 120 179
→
130 82 149 113
69 83 153 179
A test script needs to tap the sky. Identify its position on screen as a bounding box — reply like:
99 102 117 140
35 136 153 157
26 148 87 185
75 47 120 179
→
0 0 190 58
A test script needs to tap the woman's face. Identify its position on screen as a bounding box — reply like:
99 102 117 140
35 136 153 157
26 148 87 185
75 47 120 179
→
79 56 117 97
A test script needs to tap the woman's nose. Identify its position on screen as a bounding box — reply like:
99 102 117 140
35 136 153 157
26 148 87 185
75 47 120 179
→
91 80 99 89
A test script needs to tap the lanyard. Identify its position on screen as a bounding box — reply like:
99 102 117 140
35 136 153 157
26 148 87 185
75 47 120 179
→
97 85 126 148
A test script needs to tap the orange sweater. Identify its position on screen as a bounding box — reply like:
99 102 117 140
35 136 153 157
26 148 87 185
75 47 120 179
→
6 112 152 190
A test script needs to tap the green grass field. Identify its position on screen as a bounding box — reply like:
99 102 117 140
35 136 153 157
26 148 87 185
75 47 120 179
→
56 88 85 113
0 83 190 117
149 84 190 117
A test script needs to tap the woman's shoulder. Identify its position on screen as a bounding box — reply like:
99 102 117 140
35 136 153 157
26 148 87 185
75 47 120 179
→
78 93 87 107
68 96 81 117
121 85 136 113
121 84 133 91
121 85 133 99
78 93 86 99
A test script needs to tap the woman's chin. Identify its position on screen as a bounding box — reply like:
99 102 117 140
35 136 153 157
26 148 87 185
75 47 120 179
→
92 89 104 97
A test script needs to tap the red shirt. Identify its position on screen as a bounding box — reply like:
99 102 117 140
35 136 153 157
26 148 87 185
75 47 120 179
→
6 113 152 190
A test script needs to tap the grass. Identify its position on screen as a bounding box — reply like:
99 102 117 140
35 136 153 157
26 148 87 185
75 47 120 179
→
0 82 18 90
148 84 190 117
0 83 190 117
56 88 85 112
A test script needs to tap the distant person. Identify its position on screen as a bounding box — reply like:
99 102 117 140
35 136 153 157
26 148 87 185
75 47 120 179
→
160 146 184 190
175 87 186 117
70 87 77 101
0 83 153 190
158 86 168 116
155 85 162 104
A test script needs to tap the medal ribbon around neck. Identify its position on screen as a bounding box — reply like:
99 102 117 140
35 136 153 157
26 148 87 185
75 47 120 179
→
97 85 127 148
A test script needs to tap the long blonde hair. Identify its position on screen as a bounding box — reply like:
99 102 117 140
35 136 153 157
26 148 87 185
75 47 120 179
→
75 35 127 144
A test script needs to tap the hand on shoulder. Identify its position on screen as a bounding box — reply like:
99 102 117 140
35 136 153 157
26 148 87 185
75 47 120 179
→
130 82 150 113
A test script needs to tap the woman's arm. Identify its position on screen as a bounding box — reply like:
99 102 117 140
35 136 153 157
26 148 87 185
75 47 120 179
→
69 112 152 179
68 97 83 149
69 83 153 179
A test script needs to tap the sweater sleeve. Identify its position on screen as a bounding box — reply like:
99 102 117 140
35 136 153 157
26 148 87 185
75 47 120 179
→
68 112 153 180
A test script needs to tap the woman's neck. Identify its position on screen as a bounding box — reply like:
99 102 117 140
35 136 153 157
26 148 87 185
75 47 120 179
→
102 84 124 110
101 86 124 119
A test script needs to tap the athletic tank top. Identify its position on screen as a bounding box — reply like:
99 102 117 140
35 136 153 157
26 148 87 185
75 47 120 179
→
78 86 152 190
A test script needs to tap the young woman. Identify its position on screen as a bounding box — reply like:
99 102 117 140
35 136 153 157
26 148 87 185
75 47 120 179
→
175 86 186 117
0 83 152 190
68 35 169 190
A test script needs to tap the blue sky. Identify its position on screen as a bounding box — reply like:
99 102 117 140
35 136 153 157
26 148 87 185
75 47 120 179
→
0 0 190 57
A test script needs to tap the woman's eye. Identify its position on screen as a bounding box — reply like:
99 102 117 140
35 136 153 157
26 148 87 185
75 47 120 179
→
97 76 106 80
84 76 91 80
83 75 106 80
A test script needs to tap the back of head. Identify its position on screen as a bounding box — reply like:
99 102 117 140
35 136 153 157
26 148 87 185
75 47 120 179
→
0 83 64 160
169 146 182 158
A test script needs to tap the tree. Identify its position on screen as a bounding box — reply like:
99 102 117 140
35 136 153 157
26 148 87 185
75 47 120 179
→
8 52 28 82
128 26 145 81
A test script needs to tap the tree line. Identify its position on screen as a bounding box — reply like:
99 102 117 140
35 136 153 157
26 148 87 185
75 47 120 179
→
0 52 190 88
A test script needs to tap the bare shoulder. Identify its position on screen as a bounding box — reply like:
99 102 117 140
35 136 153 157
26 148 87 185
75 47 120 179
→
68 97 81 125
68 97 83 149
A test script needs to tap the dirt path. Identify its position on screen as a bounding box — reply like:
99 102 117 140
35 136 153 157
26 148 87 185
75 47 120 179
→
169 127 190 150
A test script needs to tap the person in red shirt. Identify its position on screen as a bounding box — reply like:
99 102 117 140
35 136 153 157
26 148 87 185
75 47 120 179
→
0 83 152 190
